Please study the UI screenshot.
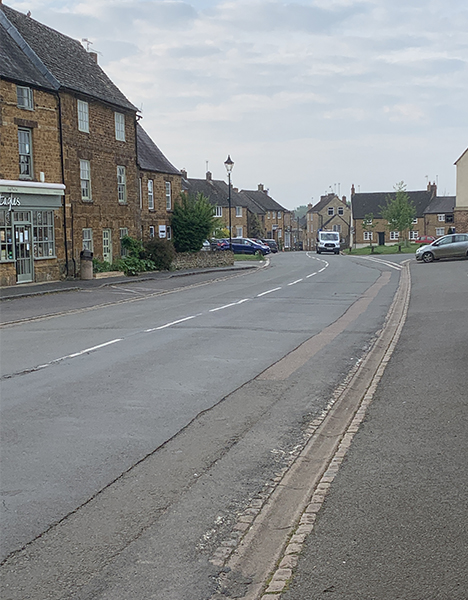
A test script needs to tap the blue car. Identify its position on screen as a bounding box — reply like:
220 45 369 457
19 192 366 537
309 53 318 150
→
230 238 271 255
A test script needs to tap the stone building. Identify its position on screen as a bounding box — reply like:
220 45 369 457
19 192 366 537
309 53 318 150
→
305 194 351 251
137 124 182 242
241 185 287 246
454 148 468 232
423 196 456 238
1 3 140 283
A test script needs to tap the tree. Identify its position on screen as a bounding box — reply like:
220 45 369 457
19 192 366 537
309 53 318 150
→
293 205 309 219
247 212 264 239
171 192 216 253
362 213 377 252
381 182 416 251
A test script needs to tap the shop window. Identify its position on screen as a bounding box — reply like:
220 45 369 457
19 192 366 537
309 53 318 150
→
117 166 127 203
165 181 171 210
77 100 89 133
80 160 91 201
82 228 93 251
115 112 125 141
18 128 33 178
33 211 55 258
0 211 14 261
17 86 33 110
148 180 154 210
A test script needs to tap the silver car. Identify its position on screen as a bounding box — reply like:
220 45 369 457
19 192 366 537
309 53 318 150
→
415 233 468 263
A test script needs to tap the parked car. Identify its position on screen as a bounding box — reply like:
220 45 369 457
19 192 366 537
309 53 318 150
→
201 240 211 251
230 238 271 255
262 239 279 253
415 233 468 263
211 239 230 251
414 235 436 244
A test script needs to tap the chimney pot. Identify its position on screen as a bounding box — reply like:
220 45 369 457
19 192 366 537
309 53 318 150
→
258 183 264 191
89 51 98 63
206 171 212 181
180 169 187 179
351 184 355 195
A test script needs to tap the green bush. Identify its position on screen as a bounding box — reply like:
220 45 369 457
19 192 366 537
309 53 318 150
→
116 256 156 276
171 192 216 253
142 238 175 270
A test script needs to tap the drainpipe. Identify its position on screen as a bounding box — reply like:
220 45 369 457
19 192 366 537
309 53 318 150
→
57 93 71 277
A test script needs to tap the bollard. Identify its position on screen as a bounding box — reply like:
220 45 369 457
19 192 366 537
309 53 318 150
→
80 249 93 280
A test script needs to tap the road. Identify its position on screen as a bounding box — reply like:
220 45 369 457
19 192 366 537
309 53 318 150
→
1 252 406 599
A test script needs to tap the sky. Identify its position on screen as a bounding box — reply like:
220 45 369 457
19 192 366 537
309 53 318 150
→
8 0 468 209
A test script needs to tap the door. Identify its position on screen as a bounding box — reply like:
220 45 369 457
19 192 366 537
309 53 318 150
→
378 231 385 246
15 224 34 283
103 229 112 263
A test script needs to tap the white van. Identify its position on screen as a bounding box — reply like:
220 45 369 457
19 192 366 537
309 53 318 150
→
316 231 341 254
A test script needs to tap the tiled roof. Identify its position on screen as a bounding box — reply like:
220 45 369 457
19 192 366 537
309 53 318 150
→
0 4 136 111
241 188 286 212
136 124 180 175
423 196 456 214
351 190 435 220
308 194 346 214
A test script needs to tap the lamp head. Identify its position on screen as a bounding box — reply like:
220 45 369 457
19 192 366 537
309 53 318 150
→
224 155 234 174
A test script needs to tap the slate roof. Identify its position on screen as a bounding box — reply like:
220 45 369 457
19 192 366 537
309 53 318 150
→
423 196 456 214
308 193 347 214
184 176 253 209
0 4 136 111
241 188 286 213
136 124 180 175
351 190 435 220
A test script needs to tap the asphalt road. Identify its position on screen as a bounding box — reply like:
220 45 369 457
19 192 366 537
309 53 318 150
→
281 256 468 600
1 252 408 599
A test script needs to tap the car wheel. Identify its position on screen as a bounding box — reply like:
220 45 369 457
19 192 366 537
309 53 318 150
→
317 249 321 254
422 251 434 263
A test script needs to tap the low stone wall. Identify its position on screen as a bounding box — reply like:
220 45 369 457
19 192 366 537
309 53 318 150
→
172 250 234 270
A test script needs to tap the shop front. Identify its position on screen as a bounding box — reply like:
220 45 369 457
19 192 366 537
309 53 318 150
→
0 180 65 286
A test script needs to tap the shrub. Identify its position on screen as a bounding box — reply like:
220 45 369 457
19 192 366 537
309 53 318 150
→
116 256 156 276
142 238 176 271
171 192 216 253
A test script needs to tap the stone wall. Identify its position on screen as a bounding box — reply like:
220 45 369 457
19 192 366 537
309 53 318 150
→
172 250 234 270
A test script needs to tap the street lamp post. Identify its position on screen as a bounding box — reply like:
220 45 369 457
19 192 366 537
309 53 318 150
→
224 155 234 250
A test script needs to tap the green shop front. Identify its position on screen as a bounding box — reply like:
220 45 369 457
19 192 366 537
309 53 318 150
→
0 180 65 286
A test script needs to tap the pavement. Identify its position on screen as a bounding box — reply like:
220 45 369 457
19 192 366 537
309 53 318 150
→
278 259 468 600
0 261 259 301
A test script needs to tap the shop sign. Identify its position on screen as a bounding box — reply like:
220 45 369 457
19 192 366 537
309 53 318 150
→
0 194 21 211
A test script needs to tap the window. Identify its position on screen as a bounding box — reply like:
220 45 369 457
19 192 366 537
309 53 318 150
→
148 180 154 210
82 228 93 251
412 218 418 224
17 86 33 110
445 214 454 223
267 211 271 219
119 227 128 256
115 112 125 141
338 206 344 216
236 206 242 217
165 181 171 210
0 211 13 261
409 230 419 240
139 178 142 209
438 214 445 222
333 224 341 233
80 160 91 201
215 206 223 217
328 207 334 216
278 212 282 219
167 226 172 240
235 227 243 238
33 211 55 258
149 226 155 238
77 100 89 132
390 231 399 240
18 128 33 178
117 166 127 203
435 227 445 236
364 231 373 241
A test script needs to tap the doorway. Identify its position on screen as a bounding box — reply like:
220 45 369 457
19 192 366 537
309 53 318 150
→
15 223 34 283
378 231 385 246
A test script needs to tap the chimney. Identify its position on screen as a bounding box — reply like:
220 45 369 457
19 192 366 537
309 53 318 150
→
233 187 239 192
206 171 212 181
308 203 312 208
89 51 98 63
351 184 355 196
258 183 264 192
180 169 187 179
342 195 346 203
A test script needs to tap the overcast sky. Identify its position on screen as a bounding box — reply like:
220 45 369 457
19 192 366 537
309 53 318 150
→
9 0 468 209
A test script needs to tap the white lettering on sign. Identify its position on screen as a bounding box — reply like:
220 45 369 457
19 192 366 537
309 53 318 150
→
0 195 21 211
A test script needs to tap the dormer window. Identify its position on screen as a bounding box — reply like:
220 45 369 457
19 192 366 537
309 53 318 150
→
17 86 33 110
115 112 125 141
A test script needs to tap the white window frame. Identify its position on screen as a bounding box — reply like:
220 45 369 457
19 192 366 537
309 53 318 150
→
235 226 243 238
148 179 154 210
80 159 91 201
115 112 125 141
166 225 172 240
215 206 223 217
82 228 93 251
278 212 282 219
119 227 128 256
435 227 445 236
328 207 334 216
117 166 127 204
438 214 445 222
409 230 419 240
338 206 344 216
390 231 399 240
149 226 155 238
364 231 373 241
18 128 33 178
235 206 242 217
267 211 271 219
412 217 418 225
32 210 55 258
77 100 89 133
17 86 33 110
165 181 171 211
333 224 341 233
